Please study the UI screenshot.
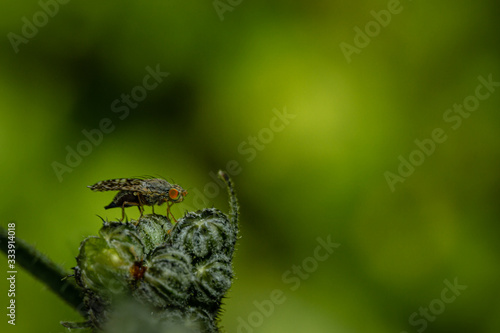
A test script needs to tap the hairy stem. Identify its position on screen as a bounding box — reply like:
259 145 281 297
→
218 170 239 227
0 224 85 316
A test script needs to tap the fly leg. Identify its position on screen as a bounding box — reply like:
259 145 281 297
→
166 201 178 223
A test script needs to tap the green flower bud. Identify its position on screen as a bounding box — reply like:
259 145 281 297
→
76 236 131 295
134 214 173 253
155 306 219 332
193 254 233 306
132 247 193 308
168 208 237 262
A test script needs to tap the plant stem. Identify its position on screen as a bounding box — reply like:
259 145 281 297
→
0 224 85 316
218 170 239 227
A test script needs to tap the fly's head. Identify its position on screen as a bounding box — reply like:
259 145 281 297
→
163 184 188 204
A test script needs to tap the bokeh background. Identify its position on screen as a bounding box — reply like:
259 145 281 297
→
1 1 500 332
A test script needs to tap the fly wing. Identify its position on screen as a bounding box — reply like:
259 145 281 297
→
87 178 145 192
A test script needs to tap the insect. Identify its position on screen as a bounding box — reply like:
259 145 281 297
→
88 178 188 222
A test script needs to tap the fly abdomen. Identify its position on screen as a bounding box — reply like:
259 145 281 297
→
104 191 139 210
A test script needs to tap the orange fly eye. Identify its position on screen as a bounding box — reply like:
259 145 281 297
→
169 188 179 200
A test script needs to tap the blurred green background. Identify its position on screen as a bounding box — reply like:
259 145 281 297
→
1 1 500 332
